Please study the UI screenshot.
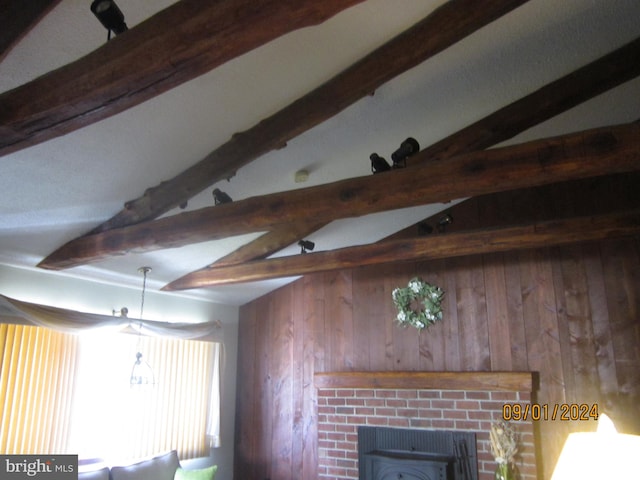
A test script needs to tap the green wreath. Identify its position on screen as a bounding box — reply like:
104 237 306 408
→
392 277 444 331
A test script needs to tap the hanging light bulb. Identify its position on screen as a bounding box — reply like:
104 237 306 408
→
130 267 155 386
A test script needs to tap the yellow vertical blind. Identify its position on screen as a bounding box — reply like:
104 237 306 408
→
0 324 78 454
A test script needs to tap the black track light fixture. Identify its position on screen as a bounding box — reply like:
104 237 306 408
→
212 188 233 205
298 240 315 254
437 213 453 232
370 153 391 174
91 0 128 40
370 137 420 174
390 137 420 168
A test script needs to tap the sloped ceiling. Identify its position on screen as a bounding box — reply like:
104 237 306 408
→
1 0 639 308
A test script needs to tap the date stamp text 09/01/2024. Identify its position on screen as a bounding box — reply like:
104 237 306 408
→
502 403 599 422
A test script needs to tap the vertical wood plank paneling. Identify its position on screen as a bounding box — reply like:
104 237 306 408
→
600 239 640 432
603 239 640 394
453 256 490 371
582 244 619 398
380 264 398 371
353 266 394 371
270 287 294 479
442 257 461 371
556 245 599 405
502 251 528 370
387 264 421 370
310 273 326 375
483 252 513 370
519 249 565 399
351 267 375 370
448 197 480 231
291 278 305 477
479 187 537 226
518 249 567 479
416 258 447 371
324 271 353 372
441 199 479 372
549 248 577 406
255 295 273 480
301 274 323 478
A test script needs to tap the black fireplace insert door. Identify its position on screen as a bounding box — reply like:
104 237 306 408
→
358 426 477 480
362 451 454 480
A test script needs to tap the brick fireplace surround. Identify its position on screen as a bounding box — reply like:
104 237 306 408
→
315 372 537 480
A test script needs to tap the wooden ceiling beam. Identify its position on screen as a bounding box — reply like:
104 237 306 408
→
410 35 640 165
201 35 640 269
37 122 640 270
0 0 367 157
163 209 640 289
0 0 62 62
87 0 532 234
208 221 325 267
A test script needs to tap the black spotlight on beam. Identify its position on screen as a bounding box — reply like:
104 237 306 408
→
298 240 315 254
91 0 128 40
391 137 420 168
370 153 391 174
212 188 233 205
437 213 453 232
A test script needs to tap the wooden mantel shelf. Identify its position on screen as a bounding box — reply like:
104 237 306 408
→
314 371 535 392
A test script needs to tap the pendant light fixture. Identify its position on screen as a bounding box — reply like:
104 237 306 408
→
130 267 155 386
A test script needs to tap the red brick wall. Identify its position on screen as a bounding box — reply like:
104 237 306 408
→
317 388 536 480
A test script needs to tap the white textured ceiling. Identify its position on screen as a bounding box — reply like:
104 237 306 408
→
1 0 640 308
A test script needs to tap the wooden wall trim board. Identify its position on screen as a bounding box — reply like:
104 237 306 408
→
314 371 534 392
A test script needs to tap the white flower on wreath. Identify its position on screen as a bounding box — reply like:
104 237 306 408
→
392 277 444 332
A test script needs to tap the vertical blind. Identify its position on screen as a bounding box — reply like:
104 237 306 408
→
0 323 219 461
0 324 78 454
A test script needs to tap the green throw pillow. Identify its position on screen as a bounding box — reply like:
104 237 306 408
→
174 466 217 480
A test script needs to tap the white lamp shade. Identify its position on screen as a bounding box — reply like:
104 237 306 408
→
551 414 640 479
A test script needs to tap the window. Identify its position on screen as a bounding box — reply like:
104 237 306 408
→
0 324 221 461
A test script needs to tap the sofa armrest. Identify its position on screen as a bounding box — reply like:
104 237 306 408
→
110 450 179 480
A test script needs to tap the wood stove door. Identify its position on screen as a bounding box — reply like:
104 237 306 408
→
364 454 453 480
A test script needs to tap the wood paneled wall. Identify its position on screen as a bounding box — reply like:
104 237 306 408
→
234 175 640 480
